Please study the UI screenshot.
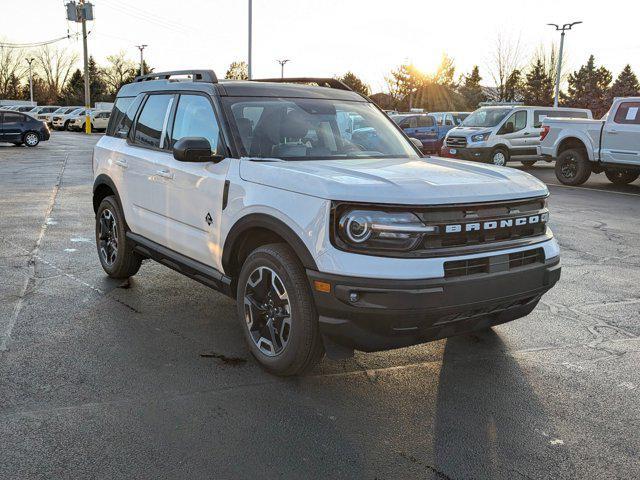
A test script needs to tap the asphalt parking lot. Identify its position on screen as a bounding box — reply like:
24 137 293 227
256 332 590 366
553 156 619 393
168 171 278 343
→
1 133 639 479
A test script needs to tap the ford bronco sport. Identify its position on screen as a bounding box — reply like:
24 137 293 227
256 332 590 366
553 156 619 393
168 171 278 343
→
93 70 561 375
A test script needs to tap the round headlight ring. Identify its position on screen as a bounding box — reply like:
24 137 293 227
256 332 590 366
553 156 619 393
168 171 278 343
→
344 215 372 243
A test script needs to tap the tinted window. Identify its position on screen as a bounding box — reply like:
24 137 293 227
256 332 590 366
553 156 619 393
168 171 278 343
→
107 97 134 136
3 113 24 123
533 109 589 127
133 94 173 148
171 95 220 151
613 102 640 125
110 95 143 138
417 115 435 127
502 110 527 133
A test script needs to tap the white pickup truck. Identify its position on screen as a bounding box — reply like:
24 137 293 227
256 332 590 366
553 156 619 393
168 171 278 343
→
538 97 640 185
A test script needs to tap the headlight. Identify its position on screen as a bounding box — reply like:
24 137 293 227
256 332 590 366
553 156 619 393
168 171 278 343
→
335 208 436 252
471 132 491 142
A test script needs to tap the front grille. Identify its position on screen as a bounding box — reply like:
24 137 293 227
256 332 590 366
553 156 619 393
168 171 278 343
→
444 248 544 279
52 116 61 121
446 136 467 148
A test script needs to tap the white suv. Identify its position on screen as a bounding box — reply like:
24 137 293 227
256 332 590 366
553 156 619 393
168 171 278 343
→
92 70 561 375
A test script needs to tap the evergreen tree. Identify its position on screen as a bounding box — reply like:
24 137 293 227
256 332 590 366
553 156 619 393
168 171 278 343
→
504 69 523 102
563 55 612 118
522 59 553 105
609 64 639 100
338 72 370 96
386 63 424 110
458 66 486 109
61 69 84 105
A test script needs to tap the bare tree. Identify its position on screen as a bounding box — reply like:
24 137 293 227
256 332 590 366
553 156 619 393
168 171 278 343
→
34 45 78 100
486 34 523 101
0 44 27 98
103 51 136 96
530 43 568 90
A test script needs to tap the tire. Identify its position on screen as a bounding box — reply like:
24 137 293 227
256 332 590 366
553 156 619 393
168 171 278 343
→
236 243 324 376
490 147 509 167
95 195 142 279
520 160 537 168
604 169 639 185
63 120 70 131
555 149 591 186
12 142 22 146
23 131 40 147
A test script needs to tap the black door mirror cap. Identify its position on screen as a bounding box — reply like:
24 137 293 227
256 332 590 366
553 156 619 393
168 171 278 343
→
173 137 224 163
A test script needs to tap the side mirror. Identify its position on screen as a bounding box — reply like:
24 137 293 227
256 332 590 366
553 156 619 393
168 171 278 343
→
173 137 223 163
409 137 423 149
501 122 515 134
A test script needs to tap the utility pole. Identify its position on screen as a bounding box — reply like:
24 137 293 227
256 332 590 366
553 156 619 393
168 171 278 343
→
80 0 91 133
26 58 35 104
276 59 290 79
547 21 582 108
136 44 148 76
248 0 252 79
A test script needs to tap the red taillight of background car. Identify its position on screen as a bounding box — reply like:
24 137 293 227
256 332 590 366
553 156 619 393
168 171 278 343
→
540 125 550 141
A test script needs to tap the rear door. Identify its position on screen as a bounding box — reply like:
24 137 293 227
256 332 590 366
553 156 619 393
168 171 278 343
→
152 93 230 269
602 101 640 166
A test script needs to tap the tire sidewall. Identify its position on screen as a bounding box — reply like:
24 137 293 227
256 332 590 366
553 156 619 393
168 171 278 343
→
491 148 509 166
555 149 591 186
605 169 639 185
236 246 317 374
23 132 39 147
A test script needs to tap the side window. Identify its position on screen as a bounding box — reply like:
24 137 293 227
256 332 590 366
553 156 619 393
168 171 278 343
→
133 94 174 148
502 110 527 133
445 114 454 126
406 116 418 128
171 94 221 151
417 115 434 127
108 96 138 137
3 113 23 123
613 102 640 125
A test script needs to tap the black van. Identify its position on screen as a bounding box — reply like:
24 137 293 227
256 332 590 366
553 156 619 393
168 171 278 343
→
0 111 50 147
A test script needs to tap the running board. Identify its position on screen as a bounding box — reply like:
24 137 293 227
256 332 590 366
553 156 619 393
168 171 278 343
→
127 232 233 297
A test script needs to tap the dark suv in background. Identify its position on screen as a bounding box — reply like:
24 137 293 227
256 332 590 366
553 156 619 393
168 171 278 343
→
0 110 50 147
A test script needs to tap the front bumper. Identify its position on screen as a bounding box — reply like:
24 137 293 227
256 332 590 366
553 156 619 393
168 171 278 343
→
440 145 492 162
419 138 442 153
308 257 560 352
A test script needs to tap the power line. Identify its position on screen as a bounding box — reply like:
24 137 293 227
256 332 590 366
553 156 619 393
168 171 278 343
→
100 0 192 35
0 34 80 49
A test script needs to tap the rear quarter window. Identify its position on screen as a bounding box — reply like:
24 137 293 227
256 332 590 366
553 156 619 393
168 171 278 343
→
106 97 135 137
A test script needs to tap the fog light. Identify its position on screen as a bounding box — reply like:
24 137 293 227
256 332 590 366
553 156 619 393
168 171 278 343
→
349 292 359 303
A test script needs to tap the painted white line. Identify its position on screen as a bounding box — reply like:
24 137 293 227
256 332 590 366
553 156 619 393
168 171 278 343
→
547 183 640 197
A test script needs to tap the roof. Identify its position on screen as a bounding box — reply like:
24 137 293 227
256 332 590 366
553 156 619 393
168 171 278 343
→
117 78 366 102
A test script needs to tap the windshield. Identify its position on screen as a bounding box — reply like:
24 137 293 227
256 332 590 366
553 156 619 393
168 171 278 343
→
223 97 418 160
463 108 512 127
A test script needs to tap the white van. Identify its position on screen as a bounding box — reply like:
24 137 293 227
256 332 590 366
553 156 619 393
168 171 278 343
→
442 106 592 167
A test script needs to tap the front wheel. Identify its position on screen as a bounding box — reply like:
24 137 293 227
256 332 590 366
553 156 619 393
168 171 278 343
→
490 147 509 167
95 196 142 278
555 149 591 186
605 169 639 185
236 243 324 376
23 132 40 147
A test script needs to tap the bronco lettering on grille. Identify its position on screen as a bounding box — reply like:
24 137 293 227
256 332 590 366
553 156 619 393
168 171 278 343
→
444 213 548 233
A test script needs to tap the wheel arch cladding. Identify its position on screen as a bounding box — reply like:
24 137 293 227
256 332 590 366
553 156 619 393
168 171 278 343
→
222 213 318 278
92 174 120 213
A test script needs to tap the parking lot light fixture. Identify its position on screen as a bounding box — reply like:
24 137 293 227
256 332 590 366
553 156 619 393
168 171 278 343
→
276 59 290 79
547 21 582 108
26 58 35 104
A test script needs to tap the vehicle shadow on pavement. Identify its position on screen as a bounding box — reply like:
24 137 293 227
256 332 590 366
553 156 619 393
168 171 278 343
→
432 330 574 479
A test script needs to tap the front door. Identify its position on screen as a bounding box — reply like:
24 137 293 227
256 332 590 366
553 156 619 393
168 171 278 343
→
497 110 528 154
602 101 640 166
1 112 25 142
152 93 230 269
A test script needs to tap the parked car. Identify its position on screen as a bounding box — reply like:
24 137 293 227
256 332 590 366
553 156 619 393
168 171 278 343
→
430 111 471 127
92 70 561 375
68 110 110 131
52 107 86 131
15 105 38 113
34 106 61 124
0 110 50 146
390 113 445 153
539 97 640 185
441 106 592 166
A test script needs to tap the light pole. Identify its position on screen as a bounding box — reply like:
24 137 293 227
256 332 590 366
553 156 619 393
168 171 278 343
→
276 59 290 79
136 44 148 76
547 21 582 108
248 0 252 79
26 58 35 104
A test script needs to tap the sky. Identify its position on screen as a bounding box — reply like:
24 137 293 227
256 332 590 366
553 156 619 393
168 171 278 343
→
2 0 639 92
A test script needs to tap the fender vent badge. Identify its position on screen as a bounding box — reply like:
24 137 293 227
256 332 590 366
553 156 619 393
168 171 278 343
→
205 213 213 226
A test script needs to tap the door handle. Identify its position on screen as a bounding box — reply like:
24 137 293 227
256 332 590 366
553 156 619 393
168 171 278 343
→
115 159 128 168
606 129 618 134
156 169 174 180
523 132 531 136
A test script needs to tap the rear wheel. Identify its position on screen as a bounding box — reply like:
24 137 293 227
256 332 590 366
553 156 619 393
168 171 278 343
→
23 132 40 147
604 169 639 185
490 147 509 167
95 196 142 279
555 149 591 185
63 120 70 131
236 243 324 376
520 160 537 168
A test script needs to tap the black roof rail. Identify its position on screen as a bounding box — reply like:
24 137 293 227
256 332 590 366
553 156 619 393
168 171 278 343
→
252 77 353 92
134 70 218 83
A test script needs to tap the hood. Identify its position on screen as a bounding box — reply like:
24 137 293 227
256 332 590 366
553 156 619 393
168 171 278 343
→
447 126 492 136
239 157 548 205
